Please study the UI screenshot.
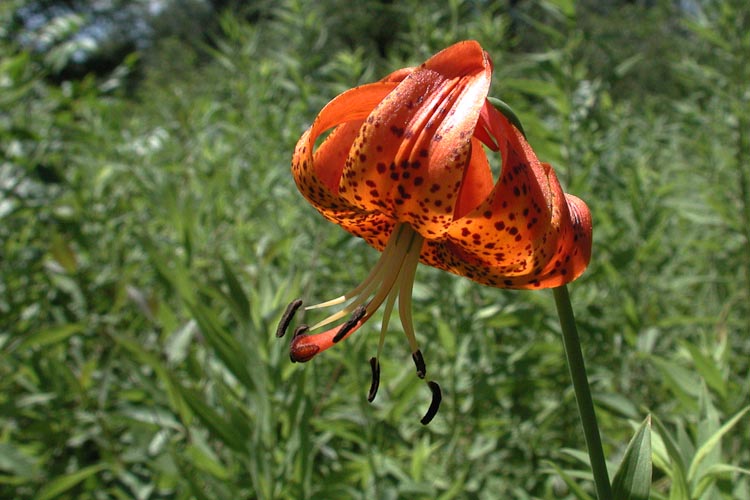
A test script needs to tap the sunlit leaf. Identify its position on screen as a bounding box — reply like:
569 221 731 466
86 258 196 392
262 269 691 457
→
688 406 750 483
36 463 108 500
612 415 652 500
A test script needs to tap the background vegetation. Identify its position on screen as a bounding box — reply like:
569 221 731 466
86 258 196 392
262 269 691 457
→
1 0 749 498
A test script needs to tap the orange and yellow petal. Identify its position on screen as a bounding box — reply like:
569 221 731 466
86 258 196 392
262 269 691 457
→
338 41 493 238
421 103 592 289
291 82 398 222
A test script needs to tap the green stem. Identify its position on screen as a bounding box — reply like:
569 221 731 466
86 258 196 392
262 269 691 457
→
553 285 612 500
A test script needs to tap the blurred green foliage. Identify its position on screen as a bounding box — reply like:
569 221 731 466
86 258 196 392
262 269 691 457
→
1 0 749 498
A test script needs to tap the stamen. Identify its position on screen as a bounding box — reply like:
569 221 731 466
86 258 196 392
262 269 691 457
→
396 229 422 354
333 305 367 343
276 299 303 338
293 324 309 338
368 357 380 402
412 349 427 379
305 225 406 312
282 223 436 418
307 224 418 334
375 286 398 363
420 381 442 425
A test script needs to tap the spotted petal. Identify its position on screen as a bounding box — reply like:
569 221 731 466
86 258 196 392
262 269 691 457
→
339 40 493 239
422 102 592 289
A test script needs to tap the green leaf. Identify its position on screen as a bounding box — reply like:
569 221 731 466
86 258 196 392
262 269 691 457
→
0 443 37 479
595 393 641 420
112 334 189 422
543 460 594 500
220 256 250 323
178 386 249 455
49 231 78 273
649 355 701 403
693 464 750 499
680 341 726 399
143 241 197 306
188 302 255 391
542 0 576 18
687 405 750 482
12 323 83 352
36 463 108 500
612 415 652 500
651 415 690 500
185 443 231 480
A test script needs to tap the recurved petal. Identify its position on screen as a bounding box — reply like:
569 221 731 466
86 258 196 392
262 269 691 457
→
453 137 494 220
422 106 592 289
338 41 493 238
291 81 398 223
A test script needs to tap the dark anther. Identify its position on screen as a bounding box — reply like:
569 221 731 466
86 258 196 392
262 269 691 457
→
276 299 303 338
420 381 442 425
333 306 367 343
412 349 426 378
292 324 309 338
368 357 380 403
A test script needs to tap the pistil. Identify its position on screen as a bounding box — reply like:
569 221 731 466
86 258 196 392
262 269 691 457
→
278 222 443 424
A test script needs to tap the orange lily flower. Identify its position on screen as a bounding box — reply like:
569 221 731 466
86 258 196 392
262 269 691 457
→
277 40 592 424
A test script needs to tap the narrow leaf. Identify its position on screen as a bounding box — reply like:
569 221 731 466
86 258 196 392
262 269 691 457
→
612 415 652 500
543 460 594 500
680 341 726 398
36 463 108 500
112 334 189 422
50 231 78 273
693 463 750 499
178 386 249 455
13 323 83 351
651 415 690 499
687 405 750 482
220 256 250 322
188 302 255 391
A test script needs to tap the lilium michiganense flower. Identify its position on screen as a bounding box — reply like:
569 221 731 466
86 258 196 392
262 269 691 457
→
276 40 592 424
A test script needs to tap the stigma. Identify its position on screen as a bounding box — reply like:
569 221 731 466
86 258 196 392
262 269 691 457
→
276 223 442 424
